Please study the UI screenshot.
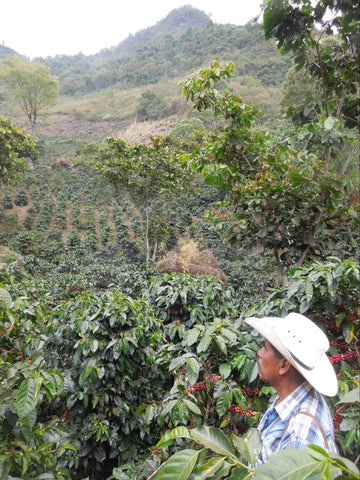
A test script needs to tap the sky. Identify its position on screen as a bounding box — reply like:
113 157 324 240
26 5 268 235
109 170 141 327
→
1 0 263 59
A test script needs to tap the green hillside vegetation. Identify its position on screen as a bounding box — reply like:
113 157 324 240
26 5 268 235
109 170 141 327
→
0 6 289 136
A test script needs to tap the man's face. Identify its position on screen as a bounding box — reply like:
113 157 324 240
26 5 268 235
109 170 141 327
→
257 339 283 385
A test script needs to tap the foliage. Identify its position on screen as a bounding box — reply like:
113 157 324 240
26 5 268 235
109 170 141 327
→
1 255 359 479
43 289 164 478
263 0 360 132
151 425 360 480
143 272 237 327
0 56 59 134
0 280 74 479
96 136 195 265
39 18 289 101
0 5 358 480
0 118 38 184
181 60 358 285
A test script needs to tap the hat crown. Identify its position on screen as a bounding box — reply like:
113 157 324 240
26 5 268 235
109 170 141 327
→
275 312 329 369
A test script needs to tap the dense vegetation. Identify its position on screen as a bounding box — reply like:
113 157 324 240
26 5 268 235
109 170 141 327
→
0 2 359 480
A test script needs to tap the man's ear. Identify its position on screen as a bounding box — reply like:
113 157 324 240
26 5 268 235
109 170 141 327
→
278 358 292 375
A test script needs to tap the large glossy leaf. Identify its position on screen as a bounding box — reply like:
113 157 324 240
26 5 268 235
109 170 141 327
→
189 456 226 480
310 447 360 478
183 398 202 416
154 449 204 480
197 334 212 353
16 378 40 419
232 428 262 465
157 426 191 447
227 465 254 480
186 357 199 384
254 448 339 480
210 461 232 480
191 426 235 459
170 356 187 372
0 287 12 309
219 363 232 379
336 387 360 405
216 390 232 416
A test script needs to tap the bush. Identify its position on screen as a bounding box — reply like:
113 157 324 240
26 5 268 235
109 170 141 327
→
14 188 28 206
44 290 165 478
2 193 13 209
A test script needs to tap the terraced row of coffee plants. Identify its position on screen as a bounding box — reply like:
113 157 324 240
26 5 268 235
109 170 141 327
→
0 165 144 257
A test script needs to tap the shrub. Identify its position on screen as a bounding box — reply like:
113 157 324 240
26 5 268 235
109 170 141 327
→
14 188 28 206
44 290 165 478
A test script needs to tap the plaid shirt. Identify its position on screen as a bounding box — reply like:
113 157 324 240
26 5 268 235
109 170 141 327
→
257 381 337 464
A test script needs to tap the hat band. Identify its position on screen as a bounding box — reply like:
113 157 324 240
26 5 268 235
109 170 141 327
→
288 351 315 371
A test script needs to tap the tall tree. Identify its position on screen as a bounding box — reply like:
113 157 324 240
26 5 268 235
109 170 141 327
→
96 136 194 265
181 58 358 286
0 57 58 135
0 118 38 184
262 0 359 264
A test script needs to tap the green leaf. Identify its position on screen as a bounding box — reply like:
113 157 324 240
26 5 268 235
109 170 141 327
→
219 363 232 379
160 399 178 419
169 356 187 372
157 426 192 447
145 405 155 424
254 448 333 479
339 417 357 432
183 398 202 416
304 278 313 304
191 426 235 459
154 449 204 480
209 461 233 480
323 117 337 130
215 335 227 354
197 334 212 353
326 451 360 477
216 390 232 416
337 388 360 404
0 287 13 309
226 465 253 480
80 320 89 333
232 428 262 465
16 378 40 419
186 357 200 384
90 338 99 353
186 328 201 346
112 468 129 480
190 456 226 479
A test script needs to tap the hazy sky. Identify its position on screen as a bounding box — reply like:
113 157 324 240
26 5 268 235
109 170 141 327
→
1 0 263 59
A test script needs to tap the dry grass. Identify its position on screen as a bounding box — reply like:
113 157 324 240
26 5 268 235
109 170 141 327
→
118 116 178 144
157 239 228 284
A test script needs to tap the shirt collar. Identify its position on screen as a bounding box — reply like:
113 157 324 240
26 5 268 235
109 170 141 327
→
274 381 312 422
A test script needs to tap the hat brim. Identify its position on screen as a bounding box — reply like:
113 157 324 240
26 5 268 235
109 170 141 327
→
245 316 338 397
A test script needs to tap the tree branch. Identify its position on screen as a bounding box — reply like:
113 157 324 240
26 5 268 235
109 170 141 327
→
341 137 360 177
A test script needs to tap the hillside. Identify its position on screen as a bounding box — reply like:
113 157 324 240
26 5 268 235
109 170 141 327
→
0 5 293 288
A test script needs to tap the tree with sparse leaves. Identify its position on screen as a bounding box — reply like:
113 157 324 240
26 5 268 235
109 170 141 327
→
0 57 58 135
96 136 194 265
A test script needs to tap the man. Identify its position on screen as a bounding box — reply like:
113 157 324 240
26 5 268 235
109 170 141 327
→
245 312 338 463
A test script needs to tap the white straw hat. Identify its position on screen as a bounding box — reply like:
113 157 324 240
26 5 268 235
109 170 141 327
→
245 312 338 396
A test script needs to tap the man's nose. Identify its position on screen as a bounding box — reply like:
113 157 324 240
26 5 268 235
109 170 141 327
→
257 347 263 359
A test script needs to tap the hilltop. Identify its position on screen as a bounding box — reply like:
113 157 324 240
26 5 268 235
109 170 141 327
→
0 5 291 144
